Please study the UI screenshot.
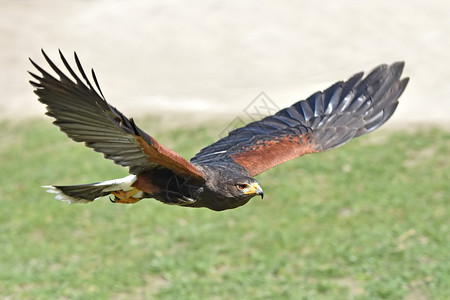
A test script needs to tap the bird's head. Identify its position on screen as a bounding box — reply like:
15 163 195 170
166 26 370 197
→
233 178 264 200
197 166 264 211
212 176 264 210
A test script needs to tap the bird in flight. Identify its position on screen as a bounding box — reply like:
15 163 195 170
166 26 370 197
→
30 50 409 211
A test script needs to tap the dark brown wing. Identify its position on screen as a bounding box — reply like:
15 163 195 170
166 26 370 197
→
30 50 205 181
191 62 409 177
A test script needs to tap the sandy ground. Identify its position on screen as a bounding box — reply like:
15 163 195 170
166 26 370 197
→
1 0 449 129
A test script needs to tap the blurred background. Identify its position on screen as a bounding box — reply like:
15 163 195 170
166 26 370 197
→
1 1 449 299
1 0 449 127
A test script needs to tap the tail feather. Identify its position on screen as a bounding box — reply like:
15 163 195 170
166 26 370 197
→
43 175 137 204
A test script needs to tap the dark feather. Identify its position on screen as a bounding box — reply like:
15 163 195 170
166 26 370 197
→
191 62 408 176
30 50 205 181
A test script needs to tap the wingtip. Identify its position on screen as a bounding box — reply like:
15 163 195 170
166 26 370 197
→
73 50 80 61
392 61 405 67
28 56 39 69
397 77 410 95
58 48 69 64
41 48 51 61
390 61 405 74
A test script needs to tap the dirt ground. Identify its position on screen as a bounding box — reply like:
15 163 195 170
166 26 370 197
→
1 0 449 128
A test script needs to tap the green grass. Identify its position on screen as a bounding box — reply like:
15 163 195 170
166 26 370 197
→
0 118 449 299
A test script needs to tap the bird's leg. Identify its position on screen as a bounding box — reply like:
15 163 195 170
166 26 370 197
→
110 188 141 204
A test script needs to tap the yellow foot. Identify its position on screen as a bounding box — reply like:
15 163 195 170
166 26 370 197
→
110 188 142 204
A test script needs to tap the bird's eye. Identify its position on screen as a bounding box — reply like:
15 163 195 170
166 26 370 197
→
237 184 248 190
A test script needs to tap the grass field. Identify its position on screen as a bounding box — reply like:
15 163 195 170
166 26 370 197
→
0 118 449 299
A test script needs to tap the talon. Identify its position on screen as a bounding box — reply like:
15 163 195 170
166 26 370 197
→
110 189 142 204
126 189 138 198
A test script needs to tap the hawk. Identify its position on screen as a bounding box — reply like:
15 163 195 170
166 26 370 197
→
29 50 409 211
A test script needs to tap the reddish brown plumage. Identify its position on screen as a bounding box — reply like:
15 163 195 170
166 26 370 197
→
132 172 162 194
231 133 317 177
134 135 205 181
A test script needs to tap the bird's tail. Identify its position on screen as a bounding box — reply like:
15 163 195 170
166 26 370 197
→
43 175 138 204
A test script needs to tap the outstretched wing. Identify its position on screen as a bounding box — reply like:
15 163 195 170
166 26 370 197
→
30 50 205 181
191 62 409 177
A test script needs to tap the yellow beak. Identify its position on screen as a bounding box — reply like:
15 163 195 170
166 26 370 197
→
244 183 264 198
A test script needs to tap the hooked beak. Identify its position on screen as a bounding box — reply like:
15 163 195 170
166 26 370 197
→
245 183 264 199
